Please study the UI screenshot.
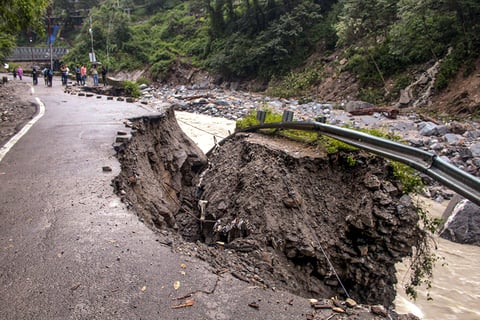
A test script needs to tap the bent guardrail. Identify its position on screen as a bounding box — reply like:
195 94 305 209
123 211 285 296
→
234 121 480 206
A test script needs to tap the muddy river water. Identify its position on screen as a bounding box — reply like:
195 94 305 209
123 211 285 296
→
395 199 480 320
175 111 480 320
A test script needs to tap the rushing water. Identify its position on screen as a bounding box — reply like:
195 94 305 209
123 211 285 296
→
395 199 480 320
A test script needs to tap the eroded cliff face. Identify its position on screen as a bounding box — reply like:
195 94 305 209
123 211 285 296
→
114 107 425 308
113 109 208 229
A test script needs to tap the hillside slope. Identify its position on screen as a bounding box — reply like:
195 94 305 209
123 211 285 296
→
430 59 480 117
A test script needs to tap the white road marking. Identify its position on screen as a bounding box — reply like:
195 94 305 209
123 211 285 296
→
0 96 46 163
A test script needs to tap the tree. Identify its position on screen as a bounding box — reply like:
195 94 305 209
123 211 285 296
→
389 0 459 64
335 0 398 90
207 1 322 79
0 0 50 61
444 0 480 56
335 0 397 46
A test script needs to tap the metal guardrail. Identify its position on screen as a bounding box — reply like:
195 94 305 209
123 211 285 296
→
6 47 69 62
235 121 480 206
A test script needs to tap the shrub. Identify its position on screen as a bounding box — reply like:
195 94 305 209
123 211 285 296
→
136 77 151 86
235 107 283 130
390 161 424 194
124 80 141 98
266 66 323 99
435 53 460 90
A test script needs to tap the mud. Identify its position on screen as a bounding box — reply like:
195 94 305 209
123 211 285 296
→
0 82 37 147
113 106 425 309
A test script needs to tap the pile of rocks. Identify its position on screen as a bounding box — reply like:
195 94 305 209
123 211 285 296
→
138 86 480 199
305 297 418 319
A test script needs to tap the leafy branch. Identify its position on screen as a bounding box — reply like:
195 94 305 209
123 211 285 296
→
404 203 444 300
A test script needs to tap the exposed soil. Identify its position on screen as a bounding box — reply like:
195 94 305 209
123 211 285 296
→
113 107 425 310
0 81 37 147
428 59 480 117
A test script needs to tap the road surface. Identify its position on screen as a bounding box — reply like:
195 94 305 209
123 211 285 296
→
0 77 309 319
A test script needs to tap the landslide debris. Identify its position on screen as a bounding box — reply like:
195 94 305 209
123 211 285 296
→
113 106 425 310
113 109 208 230
0 82 37 147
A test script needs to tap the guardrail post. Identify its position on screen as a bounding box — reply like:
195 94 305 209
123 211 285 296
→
256 110 266 124
282 110 294 122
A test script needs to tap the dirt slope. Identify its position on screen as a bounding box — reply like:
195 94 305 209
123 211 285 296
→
429 59 480 116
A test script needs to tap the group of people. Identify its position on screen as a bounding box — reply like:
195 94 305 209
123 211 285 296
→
13 65 47 86
41 67 54 87
75 65 88 86
65 63 108 87
12 63 108 87
74 64 107 86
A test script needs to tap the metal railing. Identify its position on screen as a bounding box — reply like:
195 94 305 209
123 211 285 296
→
6 47 69 62
233 120 480 206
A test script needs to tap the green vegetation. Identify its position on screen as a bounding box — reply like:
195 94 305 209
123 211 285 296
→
205 1 324 80
236 108 282 130
405 204 444 300
318 135 358 154
0 0 50 61
54 0 480 102
124 80 141 98
390 162 424 194
136 77 151 86
8 0 480 101
266 66 323 99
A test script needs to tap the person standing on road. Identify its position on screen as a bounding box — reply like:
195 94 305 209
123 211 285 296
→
60 65 67 85
75 65 81 85
101 66 107 86
47 67 53 87
32 68 38 85
80 64 87 86
13 68 17 80
91 65 99 86
42 66 48 86
17 66 23 80
65 65 69 85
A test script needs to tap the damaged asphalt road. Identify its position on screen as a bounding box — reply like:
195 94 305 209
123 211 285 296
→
0 78 313 319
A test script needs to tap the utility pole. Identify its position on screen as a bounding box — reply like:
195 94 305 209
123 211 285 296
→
106 12 113 68
29 36 33 67
89 15 96 62
47 7 53 70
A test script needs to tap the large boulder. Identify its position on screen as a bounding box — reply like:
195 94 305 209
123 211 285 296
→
418 121 448 136
470 142 480 157
439 195 480 246
345 100 374 112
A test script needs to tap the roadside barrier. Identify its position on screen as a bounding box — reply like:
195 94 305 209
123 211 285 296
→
234 121 480 206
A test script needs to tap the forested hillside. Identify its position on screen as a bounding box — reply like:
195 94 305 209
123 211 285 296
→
47 0 480 113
